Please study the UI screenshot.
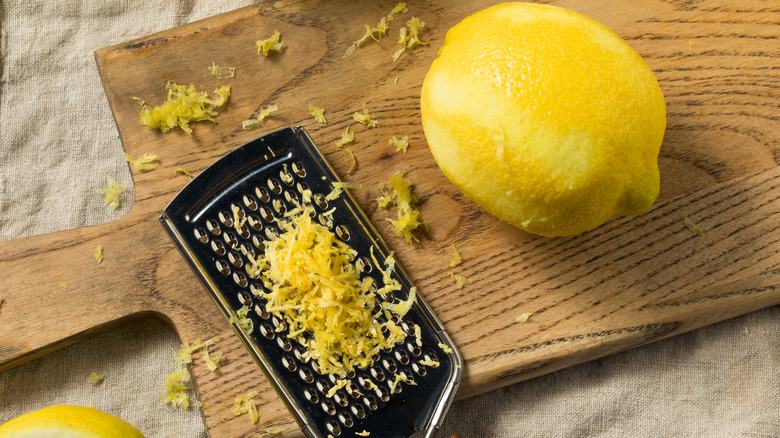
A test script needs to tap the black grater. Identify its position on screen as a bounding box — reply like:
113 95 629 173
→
160 126 462 438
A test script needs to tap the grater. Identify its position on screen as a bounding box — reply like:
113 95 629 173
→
160 126 462 438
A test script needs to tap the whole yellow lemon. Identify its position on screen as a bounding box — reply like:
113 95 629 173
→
420 2 666 236
0 405 145 438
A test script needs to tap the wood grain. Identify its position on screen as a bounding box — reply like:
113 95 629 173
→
0 0 777 436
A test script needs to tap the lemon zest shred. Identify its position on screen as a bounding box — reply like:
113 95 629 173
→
139 82 231 136
393 17 428 61
384 172 428 243
340 148 358 175
376 181 394 208
266 430 282 435
419 358 440 367
448 272 470 289
356 431 371 436
230 305 254 335
353 103 379 129
309 105 328 124
97 175 126 211
209 62 236 80
232 391 261 424
438 343 454 354
95 244 105 264
344 3 408 58
243 105 279 130
516 312 534 324
448 243 461 267
388 135 409 153
684 216 704 236
87 372 105 385
125 153 160 172
335 125 356 148
58 281 68 289
256 30 283 56
175 168 194 179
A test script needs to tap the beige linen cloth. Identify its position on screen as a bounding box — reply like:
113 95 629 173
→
0 1 777 437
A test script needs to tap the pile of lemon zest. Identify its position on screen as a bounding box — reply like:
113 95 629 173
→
438 343 454 354
448 243 461 267
388 135 409 153
335 125 356 148
232 391 260 424
341 148 358 174
139 82 231 135
175 168 194 179
383 172 428 243
257 193 408 377
309 105 327 124
344 3 408 58
58 281 68 289
160 368 192 409
95 244 105 264
230 305 254 335
243 104 279 131
97 175 126 211
209 62 236 80
87 372 105 385
356 431 371 436
125 153 160 172
448 272 470 289
516 312 534 324
256 30 283 56
419 358 440 367
684 216 704 236
353 103 379 129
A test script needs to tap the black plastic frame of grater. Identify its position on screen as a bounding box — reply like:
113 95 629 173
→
160 126 462 438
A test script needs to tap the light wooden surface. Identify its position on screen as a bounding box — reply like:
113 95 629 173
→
1 0 778 436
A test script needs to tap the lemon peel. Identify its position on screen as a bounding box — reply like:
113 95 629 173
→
0 405 144 437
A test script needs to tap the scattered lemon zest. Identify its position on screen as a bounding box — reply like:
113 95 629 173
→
388 135 409 153
326 181 362 201
139 82 231 136
161 337 221 409
175 168 194 179
516 312 534 324
230 305 254 335
335 125 356 148
376 181 394 208
384 172 429 243
200 337 223 372
95 244 105 264
209 62 236 80
341 148 358 174
59 281 68 289
87 372 105 385
448 244 461 267
393 17 428 61
309 105 327 124
267 430 282 435
243 104 279 131
688 40 696 52
344 3 408 58
125 153 160 172
394 76 400 84
684 216 704 236
413 323 422 347
192 400 209 409
257 30 283 56
353 103 379 129
356 431 371 436
419 358 440 367
448 272 470 289
438 343 454 354
326 378 349 398
97 175 126 211
232 391 260 424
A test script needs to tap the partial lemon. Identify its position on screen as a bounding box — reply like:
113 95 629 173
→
420 2 666 236
0 405 145 438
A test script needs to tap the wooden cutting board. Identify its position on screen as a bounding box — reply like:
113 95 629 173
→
1 0 778 436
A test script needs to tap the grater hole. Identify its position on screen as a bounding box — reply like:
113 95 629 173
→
254 302 270 318
237 224 250 239
265 227 278 240
228 251 243 267
233 271 248 288
284 190 298 205
325 418 341 435
381 291 395 303
407 342 422 356
218 210 233 227
304 387 319 403
378 385 392 400
346 369 356 379
401 317 415 335
248 214 262 230
256 186 271 203
333 390 349 407
363 395 379 411
280 169 294 186
259 322 275 339
211 239 226 255
250 282 263 297
412 361 428 376
338 411 354 428
318 214 333 229
424 349 439 364
335 225 350 241
272 315 286 332
351 403 366 419
389 314 400 324
358 375 372 390
243 194 258 210
240 243 255 259
194 227 209 243
260 206 275 222
297 181 309 193
395 349 410 365
252 235 266 251
399 368 414 384
292 160 306 177
294 345 309 363
216 259 230 275
316 379 332 395
382 357 397 373
299 367 315 384
277 335 292 351
207 219 221 235
356 256 372 273
231 203 245 218
237 291 253 307
268 178 283 194
273 198 286 215
313 193 328 210
282 354 297 371
223 231 238 248
369 366 385 382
